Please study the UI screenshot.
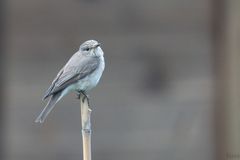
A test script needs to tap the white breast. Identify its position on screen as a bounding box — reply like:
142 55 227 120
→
85 57 105 90
72 56 105 92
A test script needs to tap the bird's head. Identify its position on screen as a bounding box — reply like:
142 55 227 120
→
79 40 103 57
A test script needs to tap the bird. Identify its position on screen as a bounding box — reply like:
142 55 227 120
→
35 40 105 123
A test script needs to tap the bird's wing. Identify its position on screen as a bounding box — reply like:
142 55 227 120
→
42 67 64 100
43 55 99 99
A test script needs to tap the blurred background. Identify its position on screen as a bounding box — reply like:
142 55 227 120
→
0 0 239 160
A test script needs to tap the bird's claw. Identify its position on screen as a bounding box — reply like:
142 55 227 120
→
82 94 90 106
76 91 90 106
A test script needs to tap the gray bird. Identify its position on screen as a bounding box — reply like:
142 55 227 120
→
35 40 105 123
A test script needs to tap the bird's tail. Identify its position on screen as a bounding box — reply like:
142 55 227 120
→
35 92 62 123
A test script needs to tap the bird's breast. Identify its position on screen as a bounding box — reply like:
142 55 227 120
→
74 57 105 91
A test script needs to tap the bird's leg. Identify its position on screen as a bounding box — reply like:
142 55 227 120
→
76 91 90 105
81 91 90 106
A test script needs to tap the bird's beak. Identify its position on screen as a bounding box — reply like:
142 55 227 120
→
95 43 101 48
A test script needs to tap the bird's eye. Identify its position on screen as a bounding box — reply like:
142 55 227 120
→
85 47 90 51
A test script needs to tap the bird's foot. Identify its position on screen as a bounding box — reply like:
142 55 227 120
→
82 92 90 105
76 91 90 106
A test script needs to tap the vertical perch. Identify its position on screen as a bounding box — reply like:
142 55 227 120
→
80 93 92 160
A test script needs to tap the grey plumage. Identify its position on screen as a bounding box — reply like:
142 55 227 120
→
35 92 62 123
35 40 105 123
43 55 100 100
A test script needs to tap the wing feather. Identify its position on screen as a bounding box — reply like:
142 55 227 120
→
43 55 99 99
42 68 64 100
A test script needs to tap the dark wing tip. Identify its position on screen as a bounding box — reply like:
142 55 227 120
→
42 84 55 100
42 94 49 101
42 88 52 100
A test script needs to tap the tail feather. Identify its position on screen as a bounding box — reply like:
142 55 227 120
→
35 92 62 123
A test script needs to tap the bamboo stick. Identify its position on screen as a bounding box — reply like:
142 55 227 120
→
80 93 92 160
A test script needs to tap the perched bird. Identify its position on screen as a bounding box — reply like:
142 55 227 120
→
35 40 105 123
